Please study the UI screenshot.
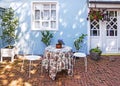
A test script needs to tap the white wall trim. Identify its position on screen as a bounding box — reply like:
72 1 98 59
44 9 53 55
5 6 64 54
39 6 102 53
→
87 8 90 54
89 2 120 9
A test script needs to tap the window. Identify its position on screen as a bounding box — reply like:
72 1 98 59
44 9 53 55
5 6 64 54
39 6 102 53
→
90 20 100 36
31 1 58 30
106 11 117 36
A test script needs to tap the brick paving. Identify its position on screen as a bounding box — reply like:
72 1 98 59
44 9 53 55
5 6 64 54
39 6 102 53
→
0 55 120 86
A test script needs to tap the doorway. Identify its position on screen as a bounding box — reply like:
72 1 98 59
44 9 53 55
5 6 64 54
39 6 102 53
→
89 10 120 54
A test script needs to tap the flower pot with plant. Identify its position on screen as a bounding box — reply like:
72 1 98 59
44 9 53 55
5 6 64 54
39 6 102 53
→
0 7 19 62
41 31 53 46
88 9 103 21
89 46 102 61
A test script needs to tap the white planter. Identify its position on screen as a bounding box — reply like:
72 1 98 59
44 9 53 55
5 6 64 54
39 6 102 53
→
0 47 18 62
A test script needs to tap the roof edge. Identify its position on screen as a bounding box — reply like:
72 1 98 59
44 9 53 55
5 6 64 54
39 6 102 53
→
89 1 120 4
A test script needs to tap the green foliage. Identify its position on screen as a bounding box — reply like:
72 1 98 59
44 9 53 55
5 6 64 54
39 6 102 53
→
41 31 53 46
90 46 102 54
90 46 102 61
74 34 87 51
0 7 19 47
89 10 103 20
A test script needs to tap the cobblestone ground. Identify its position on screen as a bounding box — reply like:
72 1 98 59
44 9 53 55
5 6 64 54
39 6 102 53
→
0 55 120 86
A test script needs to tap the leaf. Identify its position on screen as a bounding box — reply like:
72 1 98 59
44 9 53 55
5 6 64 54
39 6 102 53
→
41 31 54 46
0 7 18 45
74 34 87 51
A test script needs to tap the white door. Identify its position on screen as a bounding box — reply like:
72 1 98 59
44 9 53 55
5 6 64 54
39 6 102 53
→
90 10 120 54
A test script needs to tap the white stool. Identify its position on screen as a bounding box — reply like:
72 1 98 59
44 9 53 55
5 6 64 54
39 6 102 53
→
73 52 87 72
21 55 41 78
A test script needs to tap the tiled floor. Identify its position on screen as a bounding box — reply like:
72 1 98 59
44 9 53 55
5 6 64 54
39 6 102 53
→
0 55 120 86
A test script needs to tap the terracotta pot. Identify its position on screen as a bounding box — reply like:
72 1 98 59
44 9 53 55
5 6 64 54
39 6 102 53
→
56 44 62 48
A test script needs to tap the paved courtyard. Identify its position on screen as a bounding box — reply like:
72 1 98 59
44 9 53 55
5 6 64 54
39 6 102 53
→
0 55 120 86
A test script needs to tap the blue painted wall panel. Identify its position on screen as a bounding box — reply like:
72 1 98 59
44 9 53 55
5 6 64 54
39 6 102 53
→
0 0 88 55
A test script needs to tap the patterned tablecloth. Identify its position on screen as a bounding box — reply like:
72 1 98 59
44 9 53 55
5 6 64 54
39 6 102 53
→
42 45 73 80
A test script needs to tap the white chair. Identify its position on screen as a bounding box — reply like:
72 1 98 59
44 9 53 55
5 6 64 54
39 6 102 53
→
21 41 41 78
72 43 87 72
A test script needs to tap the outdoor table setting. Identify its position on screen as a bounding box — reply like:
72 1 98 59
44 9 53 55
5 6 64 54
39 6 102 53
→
42 45 74 80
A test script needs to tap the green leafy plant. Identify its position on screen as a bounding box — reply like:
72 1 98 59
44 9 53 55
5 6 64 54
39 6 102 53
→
90 46 102 61
74 34 87 51
90 46 102 54
41 31 53 46
0 7 19 48
88 9 103 20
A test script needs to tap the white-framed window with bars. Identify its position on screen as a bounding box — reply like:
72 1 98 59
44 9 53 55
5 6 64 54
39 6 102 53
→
90 19 100 36
31 1 58 30
106 11 117 36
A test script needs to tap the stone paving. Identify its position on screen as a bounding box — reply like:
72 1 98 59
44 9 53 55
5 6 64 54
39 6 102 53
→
0 55 120 86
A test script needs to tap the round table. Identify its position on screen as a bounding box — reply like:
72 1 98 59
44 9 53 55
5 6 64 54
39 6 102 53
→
21 55 41 78
42 45 73 80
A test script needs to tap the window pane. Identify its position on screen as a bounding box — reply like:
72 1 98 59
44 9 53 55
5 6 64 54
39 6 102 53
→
51 10 56 20
43 10 50 20
110 30 114 36
90 20 99 36
35 10 40 20
51 21 56 28
42 22 49 27
51 4 56 9
35 21 40 28
106 11 117 36
93 30 97 36
115 30 117 36
43 4 50 9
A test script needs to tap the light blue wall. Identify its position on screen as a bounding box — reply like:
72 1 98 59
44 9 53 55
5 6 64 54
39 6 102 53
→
0 0 88 55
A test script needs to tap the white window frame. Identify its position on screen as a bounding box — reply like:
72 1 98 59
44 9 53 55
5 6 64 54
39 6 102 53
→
31 1 58 31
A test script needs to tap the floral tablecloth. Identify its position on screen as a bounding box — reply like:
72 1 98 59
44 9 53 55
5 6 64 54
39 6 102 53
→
42 45 73 80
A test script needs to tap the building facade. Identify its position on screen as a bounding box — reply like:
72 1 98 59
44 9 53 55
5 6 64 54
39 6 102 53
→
0 0 120 55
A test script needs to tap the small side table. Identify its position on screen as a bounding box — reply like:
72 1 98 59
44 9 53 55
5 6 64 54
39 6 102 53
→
21 55 41 78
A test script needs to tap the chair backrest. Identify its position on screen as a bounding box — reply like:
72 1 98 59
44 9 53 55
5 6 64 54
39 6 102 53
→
28 41 35 55
21 41 35 55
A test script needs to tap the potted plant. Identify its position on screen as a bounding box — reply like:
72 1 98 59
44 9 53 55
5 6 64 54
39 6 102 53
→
0 7 19 62
0 7 19 48
88 9 103 20
74 34 87 52
89 46 102 61
41 31 53 46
